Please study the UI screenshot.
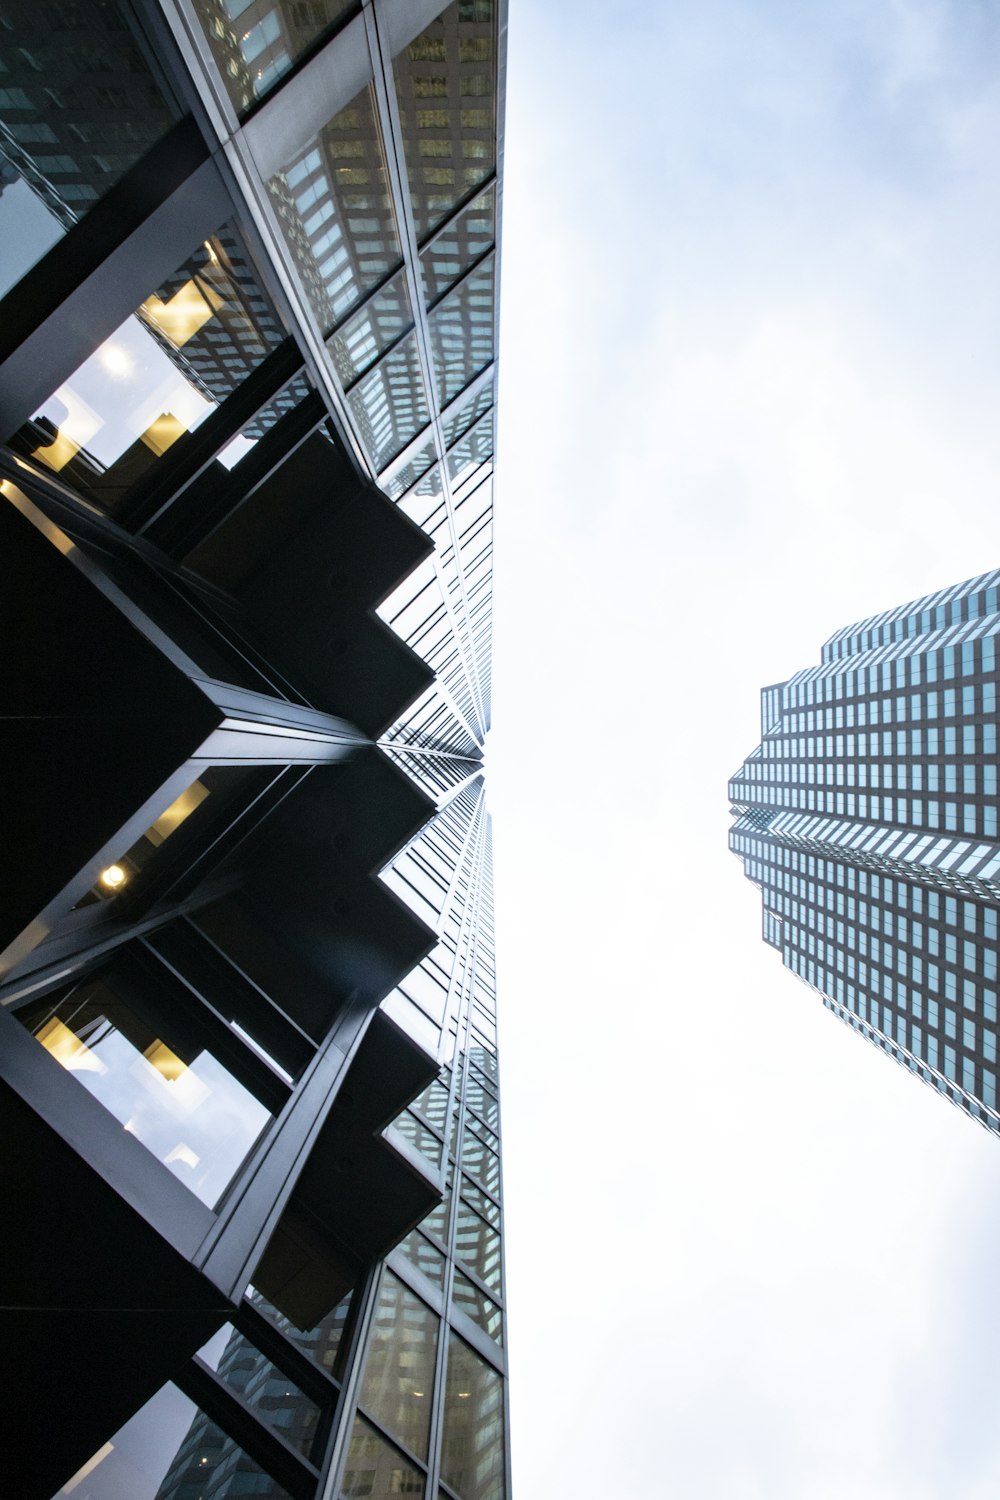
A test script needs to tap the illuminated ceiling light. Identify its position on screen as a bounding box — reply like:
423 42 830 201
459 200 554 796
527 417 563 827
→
99 864 127 889
99 343 132 377
141 278 224 348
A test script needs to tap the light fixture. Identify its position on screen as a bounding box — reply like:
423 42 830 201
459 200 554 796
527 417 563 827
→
99 343 132 377
99 864 127 889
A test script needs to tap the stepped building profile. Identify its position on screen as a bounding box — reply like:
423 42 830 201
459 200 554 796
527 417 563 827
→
0 1 508 1496
730 570 1000 1137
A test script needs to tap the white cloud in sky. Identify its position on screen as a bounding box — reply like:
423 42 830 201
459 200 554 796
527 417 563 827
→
490 2 1000 1495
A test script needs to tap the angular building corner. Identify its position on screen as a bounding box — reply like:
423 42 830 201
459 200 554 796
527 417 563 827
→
0 0 509 1496
730 570 1000 1138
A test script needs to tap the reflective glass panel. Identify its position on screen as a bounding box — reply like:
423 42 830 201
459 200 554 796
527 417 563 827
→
412 1075 451 1133
347 331 430 470
419 185 495 304
394 0 496 241
12 223 285 511
358 1272 438 1460
418 1181 452 1244
396 463 447 530
340 1414 424 1500
460 1177 499 1228
390 1108 443 1169
248 1285 353 1377
0 0 181 298
465 1078 499 1133
441 378 492 450
74 776 211 909
197 1323 322 1457
447 409 492 482
191 0 359 115
268 82 401 331
218 370 314 469
328 269 414 386
397 1226 446 1287
51 1380 292 1499
439 1333 505 1500
454 1202 501 1293
451 1269 502 1344
428 255 495 406
17 979 270 1208
382 437 436 499
459 1126 500 1197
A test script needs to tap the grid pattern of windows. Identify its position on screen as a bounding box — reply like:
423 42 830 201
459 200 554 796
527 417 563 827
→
1 0 505 1494
730 570 1000 1134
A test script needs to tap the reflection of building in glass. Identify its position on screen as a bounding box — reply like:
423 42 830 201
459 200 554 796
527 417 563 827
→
731 571 1000 1137
0 1 508 1497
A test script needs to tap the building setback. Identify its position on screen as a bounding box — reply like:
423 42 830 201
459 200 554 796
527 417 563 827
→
0 1 508 1497
730 569 1000 1137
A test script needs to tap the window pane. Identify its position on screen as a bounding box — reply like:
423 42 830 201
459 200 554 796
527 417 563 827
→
197 1323 322 1457
268 82 401 332
394 1 496 241
439 1334 505 1500
347 332 430 470
454 1202 501 1293
447 409 492 483
248 1285 353 1377
459 1125 500 1197
358 1271 438 1460
328 269 414 386
441 378 492 450
397 1226 446 1287
52 1380 292 1499
11 223 286 512
191 0 359 115
0 0 182 298
17 978 271 1209
382 437 436 499
419 185 495 304
340 1414 424 1499
451 1269 502 1344
386 1116 440 1170
427 254 495 407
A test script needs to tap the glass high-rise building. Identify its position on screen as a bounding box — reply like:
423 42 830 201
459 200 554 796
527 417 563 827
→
0 2 508 1497
730 569 1000 1138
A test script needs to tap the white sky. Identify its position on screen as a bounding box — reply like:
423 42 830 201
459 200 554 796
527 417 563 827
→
489 2 1000 1495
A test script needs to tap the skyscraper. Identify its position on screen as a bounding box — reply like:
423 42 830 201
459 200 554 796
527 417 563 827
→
730 569 1000 1139
0 2 507 1497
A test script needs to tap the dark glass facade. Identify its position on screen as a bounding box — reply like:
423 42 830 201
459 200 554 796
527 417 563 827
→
0 1 507 1496
731 569 1000 1136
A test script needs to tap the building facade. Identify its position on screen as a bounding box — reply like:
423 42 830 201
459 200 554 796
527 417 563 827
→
730 569 1000 1138
0 1 508 1497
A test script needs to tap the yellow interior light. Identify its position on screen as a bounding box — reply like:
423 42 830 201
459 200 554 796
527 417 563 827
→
142 277 225 348
144 1040 189 1083
36 1018 108 1075
32 384 101 471
139 411 188 457
33 431 82 473
145 780 209 847
100 864 127 890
